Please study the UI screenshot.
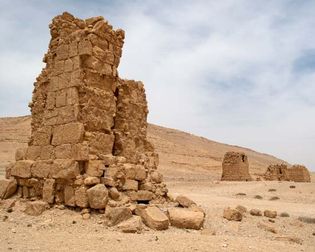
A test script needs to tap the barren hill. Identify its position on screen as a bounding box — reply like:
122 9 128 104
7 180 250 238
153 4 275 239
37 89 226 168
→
0 115 286 180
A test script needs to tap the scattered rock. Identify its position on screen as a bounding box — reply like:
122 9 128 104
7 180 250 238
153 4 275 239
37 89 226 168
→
268 189 276 192
264 210 277 218
82 213 90 220
298 216 315 224
86 184 108 209
24 201 49 216
257 222 277 233
254 195 263 200
116 215 143 233
268 219 275 223
250 209 262 216
235 205 247 214
104 207 132 226
168 207 204 229
223 207 242 221
235 193 246 196
139 206 169 230
279 212 290 217
175 195 196 208
289 185 296 189
269 196 280 201
109 187 120 200
275 236 302 245
0 179 17 199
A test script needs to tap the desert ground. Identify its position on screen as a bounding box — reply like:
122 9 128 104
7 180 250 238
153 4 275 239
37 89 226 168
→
0 116 314 251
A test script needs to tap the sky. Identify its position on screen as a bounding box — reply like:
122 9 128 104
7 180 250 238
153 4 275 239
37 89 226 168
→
0 0 314 171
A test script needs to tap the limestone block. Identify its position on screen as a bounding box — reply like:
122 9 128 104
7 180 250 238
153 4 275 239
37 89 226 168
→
11 160 33 178
85 160 104 177
55 90 67 107
105 207 132 226
109 187 120 200
75 186 89 208
71 143 89 160
150 171 163 183
56 44 69 60
129 190 154 202
40 145 54 160
116 216 143 233
24 201 49 216
86 184 108 209
54 60 65 75
42 179 55 203
168 208 204 230
0 179 17 199
78 39 92 55
123 179 138 191
25 146 41 160
52 159 80 180
176 195 196 208
264 210 277 218
69 41 78 57
32 126 52 146
135 165 147 181
84 176 100 186
31 160 54 178
64 58 73 72
139 206 169 230
64 185 75 206
52 122 84 145
55 144 72 159
15 148 26 161
88 133 114 155
46 91 56 109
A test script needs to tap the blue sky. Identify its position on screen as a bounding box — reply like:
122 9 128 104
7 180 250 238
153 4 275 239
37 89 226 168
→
0 0 315 170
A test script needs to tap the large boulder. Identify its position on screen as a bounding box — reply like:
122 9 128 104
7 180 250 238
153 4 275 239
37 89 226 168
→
139 206 169 230
168 208 204 230
86 184 108 209
0 179 17 199
264 210 277 218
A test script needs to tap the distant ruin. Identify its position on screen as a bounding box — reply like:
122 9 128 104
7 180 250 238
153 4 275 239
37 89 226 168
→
0 12 205 231
221 151 252 181
264 164 311 182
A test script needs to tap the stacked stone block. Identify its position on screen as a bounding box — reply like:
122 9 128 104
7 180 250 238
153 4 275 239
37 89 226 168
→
9 12 168 208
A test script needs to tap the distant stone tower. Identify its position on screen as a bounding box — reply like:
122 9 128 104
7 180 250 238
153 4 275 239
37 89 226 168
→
221 152 252 181
264 164 311 182
287 165 311 182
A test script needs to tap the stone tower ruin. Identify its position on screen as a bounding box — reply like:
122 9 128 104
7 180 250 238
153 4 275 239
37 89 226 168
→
264 164 311 182
221 151 252 181
8 12 169 207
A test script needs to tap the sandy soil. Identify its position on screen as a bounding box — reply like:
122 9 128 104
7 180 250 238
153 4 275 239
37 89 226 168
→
1 180 314 252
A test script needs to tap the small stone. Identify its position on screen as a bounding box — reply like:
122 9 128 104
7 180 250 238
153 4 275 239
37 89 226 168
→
82 213 90 220
176 195 196 208
279 212 290 217
289 185 296 189
109 187 120 200
87 184 108 209
0 179 17 199
223 207 242 221
264 210 277 218
235 205 247 214
254 195 263 200
116 216 143 233
257 222 277 233
250 209 262 216
104 207 132 226
24 201 49 216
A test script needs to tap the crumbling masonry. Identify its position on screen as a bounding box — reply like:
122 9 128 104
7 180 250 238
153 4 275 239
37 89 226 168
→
9 12 169 207
264 164 311 182
221 151 252 181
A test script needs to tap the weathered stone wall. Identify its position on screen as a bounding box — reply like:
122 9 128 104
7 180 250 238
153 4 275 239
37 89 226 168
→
221 152 252 181
8 12 168 206
264 164 311 182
